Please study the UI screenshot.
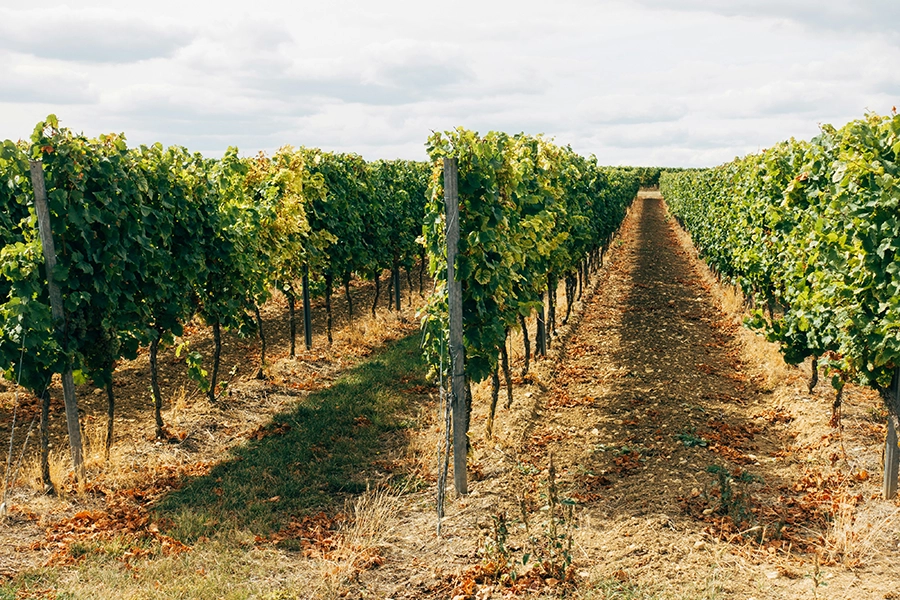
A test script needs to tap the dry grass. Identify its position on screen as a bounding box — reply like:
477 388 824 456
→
19 423 151 497
22 448 65 496
320 486 401 591
824 496 900 567
51 538 320 600
402 404 440 488
338 310 405 355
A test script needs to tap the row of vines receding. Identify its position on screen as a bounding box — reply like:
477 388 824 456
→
420 128 640 443
0 116 430 483
660 111 900 401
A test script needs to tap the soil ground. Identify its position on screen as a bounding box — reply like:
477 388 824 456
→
0 266 430 581
2 196 899 599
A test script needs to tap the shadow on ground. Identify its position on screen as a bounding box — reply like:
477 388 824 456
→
154 334 430 541
544 199 795 525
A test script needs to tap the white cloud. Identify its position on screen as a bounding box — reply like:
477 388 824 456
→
0 7 192 63
628 0 900 39
0 0 898 166
0 53 99 104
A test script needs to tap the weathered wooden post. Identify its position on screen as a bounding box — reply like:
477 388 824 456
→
884 368 900 500
302 263 312 350
536 298 547 357
444 157 467 495
29 160 85 481
392 257 401 311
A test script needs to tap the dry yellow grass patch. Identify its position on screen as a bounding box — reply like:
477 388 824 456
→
824 496 900 567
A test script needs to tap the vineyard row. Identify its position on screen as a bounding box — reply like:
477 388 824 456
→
1 117 642 483
660 111 900 495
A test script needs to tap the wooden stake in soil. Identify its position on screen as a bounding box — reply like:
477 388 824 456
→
393 257 402 312
302 263 312 350
500 335 513 409
546 274 556 347
884 367 900 500
40 389 53 493
324 273 334 344
104 379 114 460
371 271 381 317
148 333 166 436
208 321 222 403
254 304 267 379
486 368 500 439
519 313 531 377
444 157 467 495
406 266 414 307
885 417 899 500
29 160 85 481
343 276 354 322
419 249 426 296
286 289 297 357
536 298 547 357
809 356 819 393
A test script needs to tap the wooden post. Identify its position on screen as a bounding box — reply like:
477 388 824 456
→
536 298 547 357
444 158 467 496
546 275 556 347
885 417 899 500
884 368 900 500
302 263 312 350
29 161 84 481
392 257 401 312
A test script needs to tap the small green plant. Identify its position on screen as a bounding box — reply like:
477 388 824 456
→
805 554 828 599
176 341 210 394
705 465 763 529
521 456 577 582
477 511 519 582
676 428 709 448
516 462 539 476
67 541 91 559
866 406 888 423
477 456 578 587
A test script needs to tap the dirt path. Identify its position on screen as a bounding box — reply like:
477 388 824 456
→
527 196 774 595
383 197 898 599
3 197 898 599
542 196 771 515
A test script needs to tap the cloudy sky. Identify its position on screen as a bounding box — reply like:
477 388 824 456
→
1 0 897 167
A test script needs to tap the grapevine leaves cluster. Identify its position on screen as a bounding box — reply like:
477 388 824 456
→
0 117 430 449
661 112 900 393
421 128 639 385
